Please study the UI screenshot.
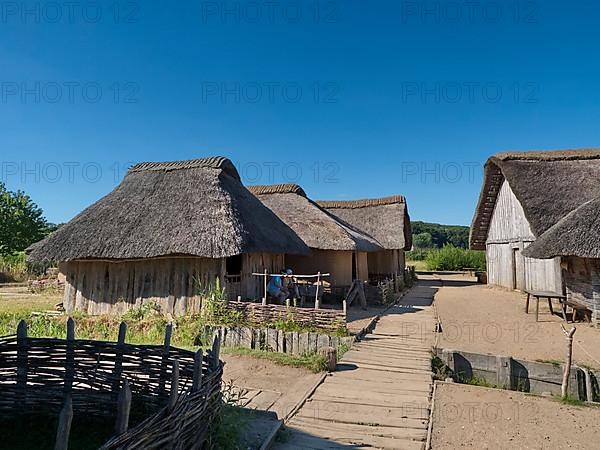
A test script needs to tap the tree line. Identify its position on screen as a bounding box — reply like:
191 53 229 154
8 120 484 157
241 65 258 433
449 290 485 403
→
0 182 60 256
411 221 470 249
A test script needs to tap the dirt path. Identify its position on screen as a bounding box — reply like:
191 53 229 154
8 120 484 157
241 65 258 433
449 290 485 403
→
274 278 440 449
432 382 600 449
434 275 600 369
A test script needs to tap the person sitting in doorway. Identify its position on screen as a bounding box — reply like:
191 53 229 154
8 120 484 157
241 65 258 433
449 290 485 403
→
267 269 296 304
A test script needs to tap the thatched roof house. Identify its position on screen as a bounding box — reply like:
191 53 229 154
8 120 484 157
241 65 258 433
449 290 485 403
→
470 149 600 292
247 184 382 287
522 197 600 324
317 196 412 280
29 157 308 315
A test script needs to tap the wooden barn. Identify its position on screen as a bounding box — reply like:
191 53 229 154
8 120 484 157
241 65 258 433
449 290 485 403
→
317 196 412 281
470 150 600 292
247 184 383 288
523 196 600 324
27 157 309 315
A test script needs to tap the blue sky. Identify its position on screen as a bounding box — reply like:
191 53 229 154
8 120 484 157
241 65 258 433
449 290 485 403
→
1 0 600 226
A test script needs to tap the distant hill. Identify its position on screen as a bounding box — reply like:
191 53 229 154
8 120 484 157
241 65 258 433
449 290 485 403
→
410 221 470 249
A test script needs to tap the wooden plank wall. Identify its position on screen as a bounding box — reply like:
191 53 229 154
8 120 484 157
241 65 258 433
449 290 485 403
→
286 250 353 287
367 250 405 276
564 257 600 323
485 180 562 292
62 253 286 315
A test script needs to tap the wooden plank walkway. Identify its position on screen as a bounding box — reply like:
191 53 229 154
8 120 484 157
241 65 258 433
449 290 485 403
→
274 277 440 450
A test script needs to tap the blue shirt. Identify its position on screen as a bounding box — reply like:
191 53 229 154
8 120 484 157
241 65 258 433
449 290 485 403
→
267 275 283 296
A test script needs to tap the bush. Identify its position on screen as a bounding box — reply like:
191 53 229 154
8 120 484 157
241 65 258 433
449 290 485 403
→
406 249 429 261
425 244 486 271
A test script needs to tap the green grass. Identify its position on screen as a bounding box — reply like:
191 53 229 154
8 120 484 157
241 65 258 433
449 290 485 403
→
556 395 589 407
222 346 328 373
536 359 562 367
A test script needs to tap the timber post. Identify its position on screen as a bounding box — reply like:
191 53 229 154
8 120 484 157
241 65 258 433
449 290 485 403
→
115 379 132 435
342 299 347 316
315 272 321 309
192 349 203 393
262 269 268 305
64 318 75 394
112 322 128 393
16 319 28 402
54 394 73 450
211 334 221 369
168 361 180 411
159 322 173 396
561 324 576 398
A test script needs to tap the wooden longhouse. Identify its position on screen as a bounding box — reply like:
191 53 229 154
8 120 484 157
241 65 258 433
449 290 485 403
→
470 150 600 292
523 196 600 324
317 196 412 281
247 184 383 289
27 157 308 315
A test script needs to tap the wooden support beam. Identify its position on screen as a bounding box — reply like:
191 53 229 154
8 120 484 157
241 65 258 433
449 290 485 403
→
263 268 268 305
115 380 132 435
159 322 173 396
54 394 73 450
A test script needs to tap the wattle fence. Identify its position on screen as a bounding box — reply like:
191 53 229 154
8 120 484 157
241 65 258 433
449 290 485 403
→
0 319 223 450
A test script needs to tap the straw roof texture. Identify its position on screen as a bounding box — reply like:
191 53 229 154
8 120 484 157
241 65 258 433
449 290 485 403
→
470 149 600 250
523 196 600 259
317 196 412 250
247 184 382 252
28 157 309 261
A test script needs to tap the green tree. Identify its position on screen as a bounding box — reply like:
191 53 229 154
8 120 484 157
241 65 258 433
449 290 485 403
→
413 232 433 249
0 182 49 255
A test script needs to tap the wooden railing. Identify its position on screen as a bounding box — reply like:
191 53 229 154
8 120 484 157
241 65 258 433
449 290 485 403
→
0 319 223 450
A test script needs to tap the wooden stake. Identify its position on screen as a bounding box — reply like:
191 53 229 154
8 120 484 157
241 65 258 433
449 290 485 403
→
54 394 73 450
343 299 347 316
64 318 75 394
212 333 221 368
561 324 576 398
315 272 321 309
168 361 180 411
115 380 132 435
112 322 127 393
16 320 28 400
192 349 203 393
263 269 268 305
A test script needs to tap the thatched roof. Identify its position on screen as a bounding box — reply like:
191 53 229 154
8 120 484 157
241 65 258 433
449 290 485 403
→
28 157 309 262
247 184 382 252
523 196 600 259
470 149 600 250
316 196 412 251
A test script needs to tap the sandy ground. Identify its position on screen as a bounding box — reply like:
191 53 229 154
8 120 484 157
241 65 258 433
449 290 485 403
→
434 275 600 370
222 354 323 420
345 303 388 334
432 382 600 449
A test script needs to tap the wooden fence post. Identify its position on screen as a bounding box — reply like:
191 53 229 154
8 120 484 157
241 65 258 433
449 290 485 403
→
192 349 203 393
342 299 347 316
64 318 75 394
561 324 576 398
262 269 268 305
315 272 321 309
112 322 128 393
115 379 132 435
212 334 221 369
159 323 173 396
54 394 73 450
168 361 180 411
16 320 28 402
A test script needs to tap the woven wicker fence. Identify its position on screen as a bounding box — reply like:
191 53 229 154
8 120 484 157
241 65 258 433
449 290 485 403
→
0 319 223 450
225 301 346 331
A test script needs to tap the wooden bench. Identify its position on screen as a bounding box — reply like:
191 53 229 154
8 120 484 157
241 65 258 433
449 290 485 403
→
561 298 592 323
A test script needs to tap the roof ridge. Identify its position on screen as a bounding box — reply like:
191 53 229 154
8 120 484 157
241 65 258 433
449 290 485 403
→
317 195 406 209
493 149 600 162
247 184 307 197
128 156 239 178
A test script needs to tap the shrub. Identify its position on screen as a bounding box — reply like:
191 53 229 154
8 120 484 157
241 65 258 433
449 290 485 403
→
425 244 486 271
406 249 429 261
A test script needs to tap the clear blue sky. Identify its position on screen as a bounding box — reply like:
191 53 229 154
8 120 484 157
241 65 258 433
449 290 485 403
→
1 0 599 226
